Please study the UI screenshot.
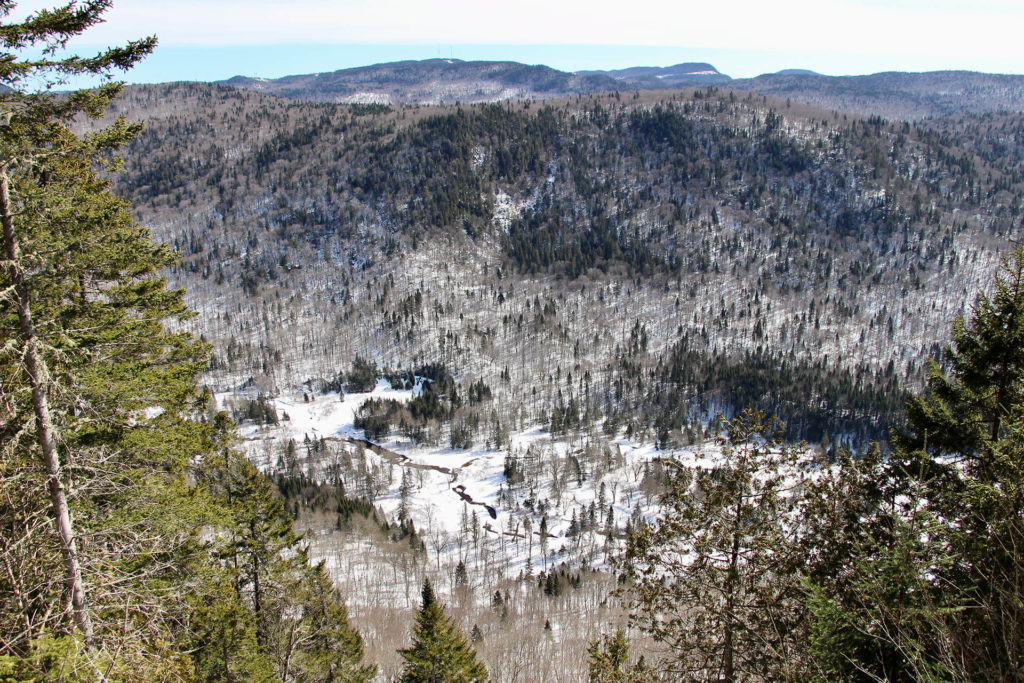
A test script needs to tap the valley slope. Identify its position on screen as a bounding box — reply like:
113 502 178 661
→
94 82 1024 447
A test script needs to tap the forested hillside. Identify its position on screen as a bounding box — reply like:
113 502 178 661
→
729 69 1024 120
222 58 623 106
93 83 1024 446
64 80 1024 676
8 2 1024 678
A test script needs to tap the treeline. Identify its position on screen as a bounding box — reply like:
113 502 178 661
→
334 358 496 449
273 473 427 549
336 338 897 448
622 337 903 445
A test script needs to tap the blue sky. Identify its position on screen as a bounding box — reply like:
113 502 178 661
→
11 0 1024 82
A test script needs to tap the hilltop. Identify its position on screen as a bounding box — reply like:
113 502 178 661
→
218 58 1024 119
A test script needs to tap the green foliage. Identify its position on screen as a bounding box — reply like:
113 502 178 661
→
803 248 1024 681
196 450 375 682
234 393 280 425
406 362 460 422
502 452 524 485
273 473 381 529
466 378 492 404
347 355 379 393
622 410 808 682
398 579 487 683
353 363 467 444
543 570 563 597
184 566 275 682
0 1 214 670
354 397 403 441
0 5 374 679
801 454 961 682
898 247 1024 459
280 562 376 682
0 632 194 682
615 338 903 445
449 419 474 450
586 628 655 683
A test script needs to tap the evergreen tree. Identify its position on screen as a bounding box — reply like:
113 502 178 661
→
893 248 1024 680
801 449 957 681
898 246 1024 460
399 466 413 521
621 409 808 682
0 4 373 679
806 248 1024 679
0 2 217 675
398 579 487 683
183 557 275 682
280 561 376 682
586 628 654 683
196 450 374 682
805 248 1024 681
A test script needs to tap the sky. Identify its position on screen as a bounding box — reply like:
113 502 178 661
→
10 0 1024 83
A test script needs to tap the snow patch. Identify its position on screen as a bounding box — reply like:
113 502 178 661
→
342 92 392 105
492 190 527 232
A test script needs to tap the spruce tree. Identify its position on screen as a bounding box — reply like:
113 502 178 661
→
621 409 808 682
0 4 375 679
0 1 157 658
586 628 654 683
804 248 1024 681
898 246 1024 462
801 448 955 681
195 449 375 682
0 5 242 677
891 248 1024 680
398 579 487 683
282 560 376 682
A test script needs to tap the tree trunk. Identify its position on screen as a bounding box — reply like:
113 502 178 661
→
0 169 95 648
722 491 741 683
281 619 297 681
252 543 263 647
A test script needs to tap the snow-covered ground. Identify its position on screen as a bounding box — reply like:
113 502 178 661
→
221 380 679 583
233 378 417 443
219 379 818 652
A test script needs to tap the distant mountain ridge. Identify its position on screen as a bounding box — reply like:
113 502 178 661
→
579 62 732 87
219 58 1024 119
222 58 621 106
730 69 1024 119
